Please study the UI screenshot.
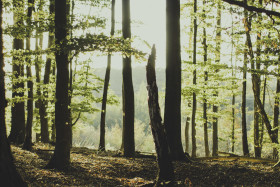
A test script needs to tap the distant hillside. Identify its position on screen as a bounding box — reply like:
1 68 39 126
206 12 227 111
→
94 66 166 96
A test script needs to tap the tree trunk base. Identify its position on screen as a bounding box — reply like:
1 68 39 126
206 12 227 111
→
0 140 27 187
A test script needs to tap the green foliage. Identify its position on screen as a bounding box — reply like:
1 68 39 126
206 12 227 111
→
180 0 280 157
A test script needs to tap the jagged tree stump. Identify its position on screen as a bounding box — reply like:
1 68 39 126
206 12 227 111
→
146 45 174 186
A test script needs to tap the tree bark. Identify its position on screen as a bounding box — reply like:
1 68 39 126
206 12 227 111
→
202 0 209 157
23 0 35 150
9 0 25 144
34 1 49 143
260 75 266 153
67 0 75 148
51 61 56 142
273 63 280 159
165 0 189 161
242 46 249 156
122 0 135 157
232 94 235 153
191 0 197 158
46 0 71 170
0 1 27 184
48 0 55 143
146 45 174 185
185 117 190 153
212 0 221 157
40 0 55 144
231 16 235 153
99 0 115 151
254 1 262 157
244 0 278 148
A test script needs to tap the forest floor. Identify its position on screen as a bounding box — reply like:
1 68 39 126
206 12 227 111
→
12 143 280 186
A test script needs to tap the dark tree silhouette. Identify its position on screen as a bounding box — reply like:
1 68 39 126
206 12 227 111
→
46 0 71 169
165 0 190 161
146 45 175 185
9 0 25 144
23 0 35 150
0 1 27 184
99 0 116 151
242 49 249 156
122 0 135 157
191 0 197 158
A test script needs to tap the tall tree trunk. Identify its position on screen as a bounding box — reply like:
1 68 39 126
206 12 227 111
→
231 16 235 153
165 0 189 161
243 0 278 157
46 0 71 169
232 94 235 153
254 0 262 157
273 63 280 159
67 0 75 148
41 0 55 144
212 0 221 157
23 0 35 150
99 0 115 151
122 0 135 157
50 61 56 142
202 0 209 157
48 0 56 143
9 0 25 144
185 117 190 153
146 45 175 185
35 39 49 143
35 1 49 143
0 1 27 184
242 48 249 156
191 0 197 158
185 10 193 155
260 75 266 152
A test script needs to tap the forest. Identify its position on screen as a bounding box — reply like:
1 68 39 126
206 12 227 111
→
1 0 280 186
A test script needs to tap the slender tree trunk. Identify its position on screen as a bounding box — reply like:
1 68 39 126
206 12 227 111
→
9 0 25 144
185 117 190 153
165 0 189 161
48 0 56 143
231 16 235 154
242 48 249 156
122 0 135 157
67 0 75 148
260 75 266 152
191 0 197 158
273 63 280 159
0 1 27 184
51 62 56 142
253 1 262 157
35 41 49 143
35 1 49 143
240 7 249 156
232 94 235 153
243 0 278 152
40 0 55 144
23 0 35 150
46 0 71 169
146 45 175 185
99 0 115 151
212 0 221 157
202 0 209 157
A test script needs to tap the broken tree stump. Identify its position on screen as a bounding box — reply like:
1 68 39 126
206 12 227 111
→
146 45 174 186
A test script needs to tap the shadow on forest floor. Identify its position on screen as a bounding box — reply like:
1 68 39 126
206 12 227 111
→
11 143 280 186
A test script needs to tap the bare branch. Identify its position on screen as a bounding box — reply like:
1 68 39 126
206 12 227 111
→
223 0 280 17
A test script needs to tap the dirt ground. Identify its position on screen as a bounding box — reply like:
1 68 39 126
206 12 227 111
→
12 144 280 186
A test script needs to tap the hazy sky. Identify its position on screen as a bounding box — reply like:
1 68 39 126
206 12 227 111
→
93 0 166 69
